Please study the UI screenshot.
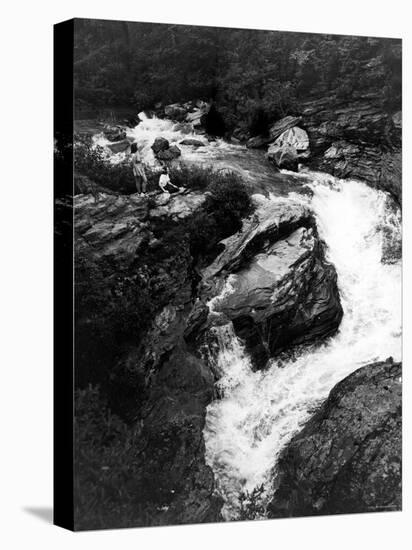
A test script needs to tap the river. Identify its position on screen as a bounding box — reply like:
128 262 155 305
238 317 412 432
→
92 114 402 521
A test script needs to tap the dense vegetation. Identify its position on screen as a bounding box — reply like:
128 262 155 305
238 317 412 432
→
74 19 401 136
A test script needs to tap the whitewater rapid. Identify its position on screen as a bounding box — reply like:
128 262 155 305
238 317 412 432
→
91 115 401 519
203 176 401 520
92 112 242 167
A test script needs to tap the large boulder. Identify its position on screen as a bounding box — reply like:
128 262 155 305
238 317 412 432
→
267 143 299 171
273 126 310 157
156 144 182 161
246 135 272 149
186 101 210 127
151 137 170 154
202 197 343 368
269 116 302 141
245 116 304 149
267 126 310 171
103 126 127 142
268 359 402 518
107 138 132 153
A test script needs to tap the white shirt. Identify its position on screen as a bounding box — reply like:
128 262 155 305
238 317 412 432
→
159 173 171 192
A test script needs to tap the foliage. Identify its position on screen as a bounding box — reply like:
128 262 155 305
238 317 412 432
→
74 22 401 135
74 385 154 529
187 172 253 260
168 162 217 191
74 143 159 194
75 254 155 389
238 484 266 520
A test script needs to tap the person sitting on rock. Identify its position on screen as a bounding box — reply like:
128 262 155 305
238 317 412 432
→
130 142 148 195
158 166 180 194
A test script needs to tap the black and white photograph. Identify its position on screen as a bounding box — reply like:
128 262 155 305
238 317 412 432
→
53 17 403 530
4 3 411 547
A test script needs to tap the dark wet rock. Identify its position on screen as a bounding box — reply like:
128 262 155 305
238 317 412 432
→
381 195 402 264
74 191 204 268
186 101 210 127
151 137 170 154
203 197 343 368
269 116 303 141
301 95 402 204
134 344 223 525
267 143 299 171
246 135 272 149
156 144 182 161
180 138 205 147
184 301 210 344
232 126 251 142
103 126 127 142
202 105 226 137
74 186 224 525
107 138 132 153
380 151 402 205
268 360 402 517
173 122 194 134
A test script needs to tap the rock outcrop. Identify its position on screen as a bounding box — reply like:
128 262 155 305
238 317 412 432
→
74 186 222 526
201 196 343 368
246 115 303 149
132 342 223 525
74 190 205 269
163 100 210 128
268 359 402 518
301 94 402 204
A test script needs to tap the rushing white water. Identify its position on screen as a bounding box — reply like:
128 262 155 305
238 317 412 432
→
203 176 401 520
92 113 243 167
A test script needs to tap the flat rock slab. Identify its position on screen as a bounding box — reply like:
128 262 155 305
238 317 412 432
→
75 191 204 267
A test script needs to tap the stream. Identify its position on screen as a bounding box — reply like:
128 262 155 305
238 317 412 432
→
92 114 402 521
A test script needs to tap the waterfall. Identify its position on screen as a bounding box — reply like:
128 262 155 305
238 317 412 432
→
203 176 401 520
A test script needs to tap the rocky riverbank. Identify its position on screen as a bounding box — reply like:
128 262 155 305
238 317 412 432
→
268 359 402 517
72 96 401 529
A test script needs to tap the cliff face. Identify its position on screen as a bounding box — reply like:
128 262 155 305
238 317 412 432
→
268 360 402 518
301 94 402 204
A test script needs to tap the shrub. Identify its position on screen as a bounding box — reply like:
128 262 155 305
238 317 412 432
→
238 484 266 520
74 143 159 194
187 172 253 260
75 254 155 388
168 162 216 191
74 385 149 529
